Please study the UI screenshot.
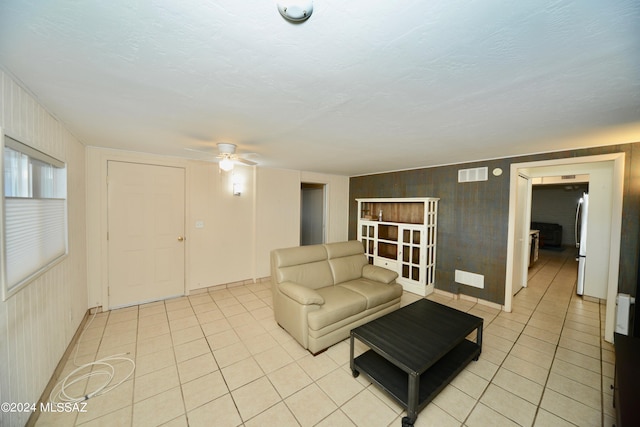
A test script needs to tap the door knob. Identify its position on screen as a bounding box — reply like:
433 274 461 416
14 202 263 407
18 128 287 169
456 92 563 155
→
178 236 184 241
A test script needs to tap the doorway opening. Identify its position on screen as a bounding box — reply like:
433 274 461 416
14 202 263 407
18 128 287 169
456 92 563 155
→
300 183 326 246
505 153 624 343
529 177 589 291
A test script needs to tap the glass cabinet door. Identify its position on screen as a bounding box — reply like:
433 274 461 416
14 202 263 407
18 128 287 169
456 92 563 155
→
399 225 424 285
359 222 377 264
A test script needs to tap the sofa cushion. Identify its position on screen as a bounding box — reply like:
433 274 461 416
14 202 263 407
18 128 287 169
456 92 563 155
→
272 245 334 290
307 286 367 331
338 279 403 309
325 240 366 259
362 264 398 284
326 241 368 284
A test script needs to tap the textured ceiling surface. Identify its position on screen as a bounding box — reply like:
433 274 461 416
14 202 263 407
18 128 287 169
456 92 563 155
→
0 0 639 176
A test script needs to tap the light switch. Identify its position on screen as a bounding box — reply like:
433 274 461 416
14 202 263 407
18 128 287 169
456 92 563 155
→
195 220 204 229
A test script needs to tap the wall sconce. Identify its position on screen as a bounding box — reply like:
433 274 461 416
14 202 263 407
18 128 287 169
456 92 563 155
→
233 182 242 196
232 173 243 196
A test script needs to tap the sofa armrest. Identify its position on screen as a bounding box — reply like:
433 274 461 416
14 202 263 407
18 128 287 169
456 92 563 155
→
279 282 325 305
362 264 399 284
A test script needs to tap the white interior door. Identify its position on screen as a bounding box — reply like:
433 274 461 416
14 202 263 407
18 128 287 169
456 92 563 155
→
107 161 185 308
513 173 532 295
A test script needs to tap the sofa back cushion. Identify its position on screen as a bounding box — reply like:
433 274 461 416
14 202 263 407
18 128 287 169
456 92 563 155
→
271 244 334 290
325 241 368 284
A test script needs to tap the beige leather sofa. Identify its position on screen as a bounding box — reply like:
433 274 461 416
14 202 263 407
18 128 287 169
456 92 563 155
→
270 240 402 354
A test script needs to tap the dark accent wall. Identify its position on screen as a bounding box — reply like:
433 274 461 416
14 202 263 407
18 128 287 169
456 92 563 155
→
349 143 640 305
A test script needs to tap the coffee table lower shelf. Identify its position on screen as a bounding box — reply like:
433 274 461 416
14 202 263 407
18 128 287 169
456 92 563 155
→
352 339 480 426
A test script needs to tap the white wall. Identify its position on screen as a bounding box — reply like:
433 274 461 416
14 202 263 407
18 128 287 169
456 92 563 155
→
86 152 350 305
0 70 87 427
255 168 302 278
188 161 256 289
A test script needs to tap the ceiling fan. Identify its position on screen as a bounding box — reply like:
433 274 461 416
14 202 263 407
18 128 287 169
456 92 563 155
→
186 143 257 171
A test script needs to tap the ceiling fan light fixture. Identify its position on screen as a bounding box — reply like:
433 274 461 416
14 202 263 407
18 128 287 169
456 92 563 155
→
219 157 234 172
277 0 313 22
217 143 236 154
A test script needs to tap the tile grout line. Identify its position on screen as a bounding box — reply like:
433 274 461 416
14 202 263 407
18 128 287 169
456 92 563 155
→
465 258 556 425
460 251 577 426
529 254 577 426
191 292 243 427
48 257 605 427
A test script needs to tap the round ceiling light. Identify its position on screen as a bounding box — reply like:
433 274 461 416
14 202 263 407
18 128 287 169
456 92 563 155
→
219 157 234 172
277 0 313 22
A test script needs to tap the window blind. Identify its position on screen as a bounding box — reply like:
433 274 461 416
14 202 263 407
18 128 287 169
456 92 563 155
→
2 132 67 299
5 198 67 287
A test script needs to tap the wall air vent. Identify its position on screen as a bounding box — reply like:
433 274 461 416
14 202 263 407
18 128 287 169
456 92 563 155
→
561 175 576 180
455 269 485 289
458 167 488 183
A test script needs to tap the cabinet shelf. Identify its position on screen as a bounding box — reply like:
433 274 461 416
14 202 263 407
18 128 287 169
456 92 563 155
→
360 200 426 224
353 339 480 412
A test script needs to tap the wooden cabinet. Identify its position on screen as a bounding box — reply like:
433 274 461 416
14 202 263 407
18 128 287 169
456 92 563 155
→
614 333 640 427
357 198 439 296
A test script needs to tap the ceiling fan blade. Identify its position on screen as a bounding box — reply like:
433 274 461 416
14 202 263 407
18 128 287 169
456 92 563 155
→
184 147 219 163
236 157 257 166
185 147 217 156
185 146 257 166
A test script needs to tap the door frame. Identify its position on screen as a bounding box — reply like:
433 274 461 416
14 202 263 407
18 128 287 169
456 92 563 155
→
86 148 189 311
504 153 624 343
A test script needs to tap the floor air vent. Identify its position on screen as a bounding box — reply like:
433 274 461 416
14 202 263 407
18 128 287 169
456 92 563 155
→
458 167 488 183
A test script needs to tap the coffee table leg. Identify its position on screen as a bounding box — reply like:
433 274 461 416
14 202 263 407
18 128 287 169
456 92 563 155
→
474 323 483 361
402 373 419 426
349 333 359 377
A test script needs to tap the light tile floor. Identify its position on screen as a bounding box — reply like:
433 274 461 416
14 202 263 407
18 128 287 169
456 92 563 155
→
36 249 614 426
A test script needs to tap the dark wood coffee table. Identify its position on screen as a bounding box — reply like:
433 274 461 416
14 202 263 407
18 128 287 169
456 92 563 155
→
350 299 483 426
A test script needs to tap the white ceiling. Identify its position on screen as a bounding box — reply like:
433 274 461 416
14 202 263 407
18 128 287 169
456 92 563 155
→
0 0 638 176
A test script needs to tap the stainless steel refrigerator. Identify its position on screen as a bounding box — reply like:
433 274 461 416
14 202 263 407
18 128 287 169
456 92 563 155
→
575 192 589 295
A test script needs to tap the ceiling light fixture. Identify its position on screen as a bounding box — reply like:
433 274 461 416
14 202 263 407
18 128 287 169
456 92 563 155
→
219 157 234 172
277 0 313 22
215 142 257 172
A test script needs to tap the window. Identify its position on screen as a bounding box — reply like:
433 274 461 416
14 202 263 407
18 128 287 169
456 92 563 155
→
1 130 67 300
